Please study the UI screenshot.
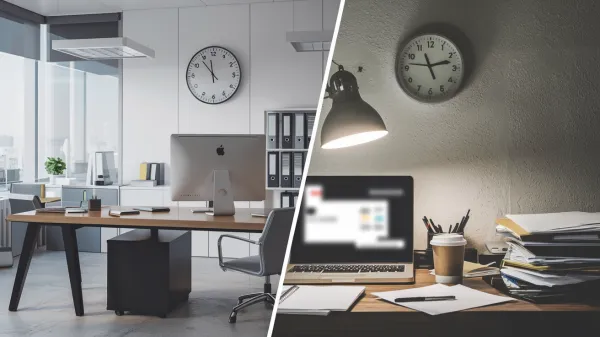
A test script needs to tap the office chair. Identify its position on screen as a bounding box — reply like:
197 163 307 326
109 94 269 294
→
8 194 44 257
9 184 46 257
218 207 294 323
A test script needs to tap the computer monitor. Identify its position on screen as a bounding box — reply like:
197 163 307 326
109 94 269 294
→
170 134 266 215
290 176 414 264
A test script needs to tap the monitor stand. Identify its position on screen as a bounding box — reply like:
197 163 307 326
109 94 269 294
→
205 170 235 216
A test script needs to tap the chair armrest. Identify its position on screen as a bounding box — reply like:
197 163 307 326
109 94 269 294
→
217 234 259 269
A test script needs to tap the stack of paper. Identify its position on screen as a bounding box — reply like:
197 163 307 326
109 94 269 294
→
496 212 600 302
278 285 365 316
429 261 500 278
373 284 513 315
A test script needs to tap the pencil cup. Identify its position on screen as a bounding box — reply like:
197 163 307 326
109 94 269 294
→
430 233 467 284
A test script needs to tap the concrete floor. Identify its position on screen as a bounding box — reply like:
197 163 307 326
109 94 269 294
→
0 251 277 337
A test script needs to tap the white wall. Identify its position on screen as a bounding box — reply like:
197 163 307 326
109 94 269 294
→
123 0 340 184
310 0 600 251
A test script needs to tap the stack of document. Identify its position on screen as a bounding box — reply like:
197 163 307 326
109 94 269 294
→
429 261 500 278
278 285 365 316
496 212 600 302
373 284 513 315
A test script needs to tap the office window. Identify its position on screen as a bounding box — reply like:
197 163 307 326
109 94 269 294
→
37 61 119 182
0 51 37 191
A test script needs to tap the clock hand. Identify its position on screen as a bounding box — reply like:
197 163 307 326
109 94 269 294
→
202 61 219 82
429 60 451 67
424 53 436 80
210 60 217 83
409 63 429 66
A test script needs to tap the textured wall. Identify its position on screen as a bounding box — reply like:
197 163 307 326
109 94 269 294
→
309 0 600 251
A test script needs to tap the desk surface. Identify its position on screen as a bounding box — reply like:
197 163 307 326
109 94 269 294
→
274 270 600 337
7 207 267 231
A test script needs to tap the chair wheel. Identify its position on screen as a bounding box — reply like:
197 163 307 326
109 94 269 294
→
115 311 124 316
229 312 237 323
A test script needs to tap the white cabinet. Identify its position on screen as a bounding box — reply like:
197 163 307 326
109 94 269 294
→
209 231 250 259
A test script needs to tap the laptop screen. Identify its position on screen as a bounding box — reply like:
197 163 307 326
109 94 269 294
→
289 176 414 264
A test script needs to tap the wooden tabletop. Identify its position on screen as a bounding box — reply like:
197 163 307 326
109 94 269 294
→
7 207 267 231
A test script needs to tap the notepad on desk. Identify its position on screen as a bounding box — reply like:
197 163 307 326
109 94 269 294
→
373 284 513 315
278 285 365 316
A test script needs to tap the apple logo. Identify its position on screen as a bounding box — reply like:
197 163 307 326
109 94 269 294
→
216 145 225 156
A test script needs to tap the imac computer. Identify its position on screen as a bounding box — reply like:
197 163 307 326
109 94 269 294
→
170 134 266 216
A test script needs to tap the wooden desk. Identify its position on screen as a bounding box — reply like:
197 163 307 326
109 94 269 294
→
273 270 600 337
6 207 267 317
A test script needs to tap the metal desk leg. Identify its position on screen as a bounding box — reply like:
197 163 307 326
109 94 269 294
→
62 226 84 316
9 223 40 312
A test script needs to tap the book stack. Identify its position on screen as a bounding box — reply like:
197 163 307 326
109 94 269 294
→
495 212 600 303
130 162 164 187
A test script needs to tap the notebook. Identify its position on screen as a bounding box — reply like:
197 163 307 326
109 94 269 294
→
278 285 365 315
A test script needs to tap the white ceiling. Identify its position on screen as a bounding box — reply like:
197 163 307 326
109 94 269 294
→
6 0 296 16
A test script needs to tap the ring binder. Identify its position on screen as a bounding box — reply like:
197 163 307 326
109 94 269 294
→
282 113 294 149
268 152 279 187
267 113 279 149
294 113 305 149
293 152 304 188
281 152 293 188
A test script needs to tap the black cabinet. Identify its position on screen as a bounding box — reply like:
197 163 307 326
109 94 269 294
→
46 186 119 253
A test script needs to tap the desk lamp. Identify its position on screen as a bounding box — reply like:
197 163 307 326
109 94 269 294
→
321 61 387 149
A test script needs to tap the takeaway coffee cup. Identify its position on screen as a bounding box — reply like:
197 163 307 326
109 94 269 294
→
430 233 467 284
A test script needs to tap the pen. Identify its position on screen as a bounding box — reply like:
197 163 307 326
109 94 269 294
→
394 296 456 303
430 218 439 233
454 222 459 233
423 217 433 233
448 224 452 233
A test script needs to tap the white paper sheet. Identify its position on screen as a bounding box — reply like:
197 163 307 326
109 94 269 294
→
373 284 513 315
506 212 600 234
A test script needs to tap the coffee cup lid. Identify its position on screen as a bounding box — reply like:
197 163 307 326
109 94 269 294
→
430 233 467 247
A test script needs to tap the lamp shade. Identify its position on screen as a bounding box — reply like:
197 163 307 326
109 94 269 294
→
320 67 387 149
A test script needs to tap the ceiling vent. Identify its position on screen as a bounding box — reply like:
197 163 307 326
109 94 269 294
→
286 30 334 52
52 37 155 60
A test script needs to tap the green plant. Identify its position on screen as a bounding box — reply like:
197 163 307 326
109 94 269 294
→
45 157 66 175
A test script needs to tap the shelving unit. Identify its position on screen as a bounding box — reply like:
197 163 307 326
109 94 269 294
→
265 108 316 207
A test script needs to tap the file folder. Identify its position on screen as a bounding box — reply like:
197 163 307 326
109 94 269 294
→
293 152 304 188
267 113 279 149
292 192 299 207
306 113 316 148
294 113 305 149
282 113 293 149
281 152 293 188
268 152 279 188
281 191 292 208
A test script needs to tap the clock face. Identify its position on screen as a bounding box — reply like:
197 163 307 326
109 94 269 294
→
397 34 464 102
186 46 241 104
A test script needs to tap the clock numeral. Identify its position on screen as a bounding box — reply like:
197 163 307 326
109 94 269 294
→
222 54 226 58
452 65 457 71
440 85 445 93
408 53 416 60
222 91 226 96
232 72 237 78
428 88 433 95
404 65 409 71
212 94 216 99
408 77 413 83
194 84 198 88
211 51 216 56
441 41 445 51
416 44 422 51
427 41 435 48
191 73 195 78
448 77 453 83
202 55 206 60
449 52 456 58
417 85 422 92
229 84 234 89
202 92 206 96
229 62 235 67
194 63 199 68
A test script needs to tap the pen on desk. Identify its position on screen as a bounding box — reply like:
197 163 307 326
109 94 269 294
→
422 217 433 233
448 224 452 233
429 218 438 233
394 296 456 303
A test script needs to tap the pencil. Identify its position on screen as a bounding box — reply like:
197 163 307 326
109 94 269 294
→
449 225 453 233
422 216 433 233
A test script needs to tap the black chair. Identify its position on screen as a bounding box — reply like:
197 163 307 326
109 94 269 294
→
8 186 45 257
218 207 295 323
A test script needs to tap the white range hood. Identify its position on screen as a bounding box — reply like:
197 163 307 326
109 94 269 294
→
52 37 155 60
286 30 334 52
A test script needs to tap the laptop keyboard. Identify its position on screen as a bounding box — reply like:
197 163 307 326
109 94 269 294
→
289 264 405 273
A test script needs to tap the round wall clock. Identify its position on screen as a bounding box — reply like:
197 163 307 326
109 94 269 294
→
396 34 464 103
186 46 241 104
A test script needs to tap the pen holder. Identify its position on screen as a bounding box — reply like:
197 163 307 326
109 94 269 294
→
88 198 102 212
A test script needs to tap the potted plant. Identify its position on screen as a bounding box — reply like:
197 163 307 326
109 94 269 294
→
44 157 66 185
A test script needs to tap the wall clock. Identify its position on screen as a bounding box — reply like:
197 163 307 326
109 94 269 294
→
396 34 464 103
186 46 241 104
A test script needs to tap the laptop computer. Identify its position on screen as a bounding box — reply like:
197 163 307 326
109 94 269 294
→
285 176 415 284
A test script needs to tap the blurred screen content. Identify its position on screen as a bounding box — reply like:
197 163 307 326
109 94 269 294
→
304 184 405 249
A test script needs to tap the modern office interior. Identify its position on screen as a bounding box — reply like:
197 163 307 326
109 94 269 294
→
0 0 338 336
273 0 600 336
